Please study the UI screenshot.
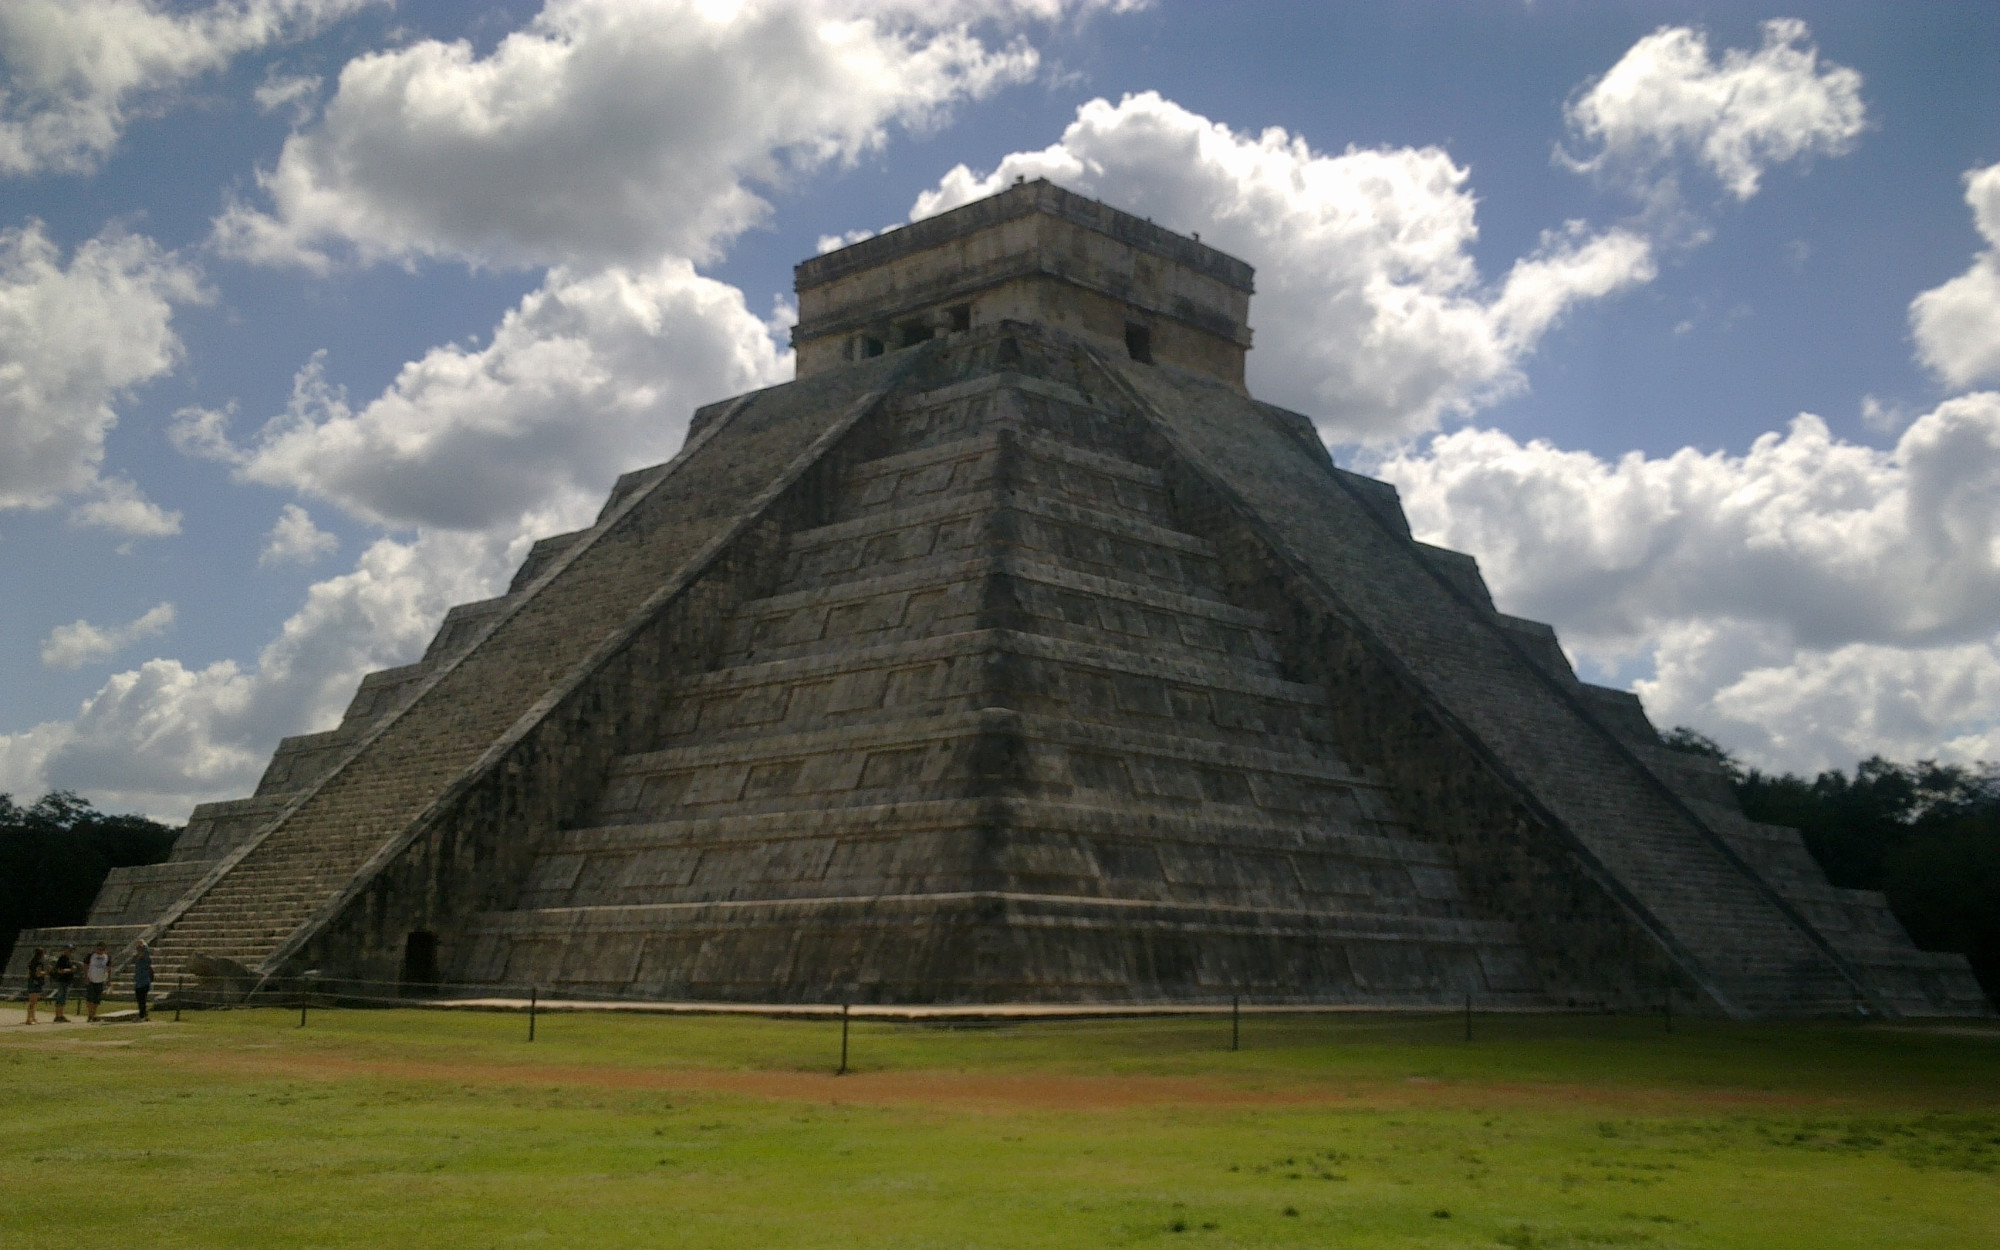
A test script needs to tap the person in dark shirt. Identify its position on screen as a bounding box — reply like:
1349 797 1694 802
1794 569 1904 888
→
132 941 154 1022
23 948 47 1025
49 947 75 1023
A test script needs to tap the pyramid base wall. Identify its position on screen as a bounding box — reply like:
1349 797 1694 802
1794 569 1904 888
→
442 893 1560 1007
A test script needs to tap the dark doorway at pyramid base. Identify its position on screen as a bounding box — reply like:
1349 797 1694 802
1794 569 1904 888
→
400 929 440 990
449 894 1557 1007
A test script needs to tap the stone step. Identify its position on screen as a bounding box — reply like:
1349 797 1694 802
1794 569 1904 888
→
507 528 591 593
518 793 1462 915
798 482 1216 562
845 426 1165 498
719 552 1271 669
590 707 1376 831
551 797 1421 866
778 487 1223 598
835 427 1176 529
613 705 1365 791
474 896 1524 948
742 551 1266 638
419 593 518 665
661 628 1329 755
452 890 1545 1002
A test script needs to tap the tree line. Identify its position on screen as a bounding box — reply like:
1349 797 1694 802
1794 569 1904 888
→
1664 730 2000 1006
0 791 179 970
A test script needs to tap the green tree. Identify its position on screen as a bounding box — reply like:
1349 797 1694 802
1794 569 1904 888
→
1663 732 2000 1007
0 791 180 969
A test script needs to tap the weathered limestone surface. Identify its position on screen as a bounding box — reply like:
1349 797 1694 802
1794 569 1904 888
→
19 180 1983 1015
794 179 1254 389
452 351 1545 1003
1105 356 1984 1015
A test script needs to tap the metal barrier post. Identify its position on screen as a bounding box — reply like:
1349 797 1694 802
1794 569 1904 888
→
1230 995 1240 1052
528 986 537 1042
174 976 183 1023
838 1000 851 1075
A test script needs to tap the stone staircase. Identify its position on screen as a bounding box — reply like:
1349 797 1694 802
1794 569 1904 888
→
1108 355 1985 1016
107 354 917 992
122 581 542 989
6 657 446 991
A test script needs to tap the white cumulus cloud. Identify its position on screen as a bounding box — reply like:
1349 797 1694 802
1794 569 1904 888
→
0 219 204 514
1 530 513 818
1374 392 2000 772
1644 625 2000 772
912 91 1655 441
24 255 782 812
259 502 337 565
183 257 790 532
1561 18 1866 204
214 0 1057 271
68 473 182 537
252 67 320 119
0 0 378 176
39 601 176 670
1910 162 2000 392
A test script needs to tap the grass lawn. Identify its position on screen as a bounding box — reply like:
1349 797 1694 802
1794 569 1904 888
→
2 1004 1996 1248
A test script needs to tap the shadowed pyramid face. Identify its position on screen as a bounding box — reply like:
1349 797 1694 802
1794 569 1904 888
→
22 184 1981 1019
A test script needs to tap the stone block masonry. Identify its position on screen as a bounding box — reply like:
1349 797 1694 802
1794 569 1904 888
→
20 180 1983 1016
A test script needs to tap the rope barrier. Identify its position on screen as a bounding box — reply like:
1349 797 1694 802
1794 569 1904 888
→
6 968 1722 1077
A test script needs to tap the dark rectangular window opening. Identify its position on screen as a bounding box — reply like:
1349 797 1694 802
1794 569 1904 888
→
898 321 931 348
948 304 972 334
861 336 884 358
1125 323 1153 364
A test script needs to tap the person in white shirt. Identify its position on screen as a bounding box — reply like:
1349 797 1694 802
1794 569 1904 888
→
83 943 110 1023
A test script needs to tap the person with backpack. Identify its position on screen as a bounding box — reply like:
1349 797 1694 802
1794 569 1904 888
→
84 943 110 1023
23 948 47 1025
49 947 75 1023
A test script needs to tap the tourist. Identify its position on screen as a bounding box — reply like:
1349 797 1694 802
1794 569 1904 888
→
84 942 110 1023
132 941 154 1022
23 948 47 1025
49 946 75 1022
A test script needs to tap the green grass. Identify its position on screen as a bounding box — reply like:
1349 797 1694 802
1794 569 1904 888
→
3 1006 1996 1248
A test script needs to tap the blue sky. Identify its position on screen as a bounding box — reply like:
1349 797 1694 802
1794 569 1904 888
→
3 0 1998 818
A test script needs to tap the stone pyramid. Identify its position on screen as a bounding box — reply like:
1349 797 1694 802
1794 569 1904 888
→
16 180 1985 1016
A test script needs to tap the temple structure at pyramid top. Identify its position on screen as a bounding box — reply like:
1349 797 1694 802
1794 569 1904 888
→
793 179 1254 389
11 180 1987 1017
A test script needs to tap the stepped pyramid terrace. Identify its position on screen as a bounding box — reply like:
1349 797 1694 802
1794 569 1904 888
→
10 179 1987 1016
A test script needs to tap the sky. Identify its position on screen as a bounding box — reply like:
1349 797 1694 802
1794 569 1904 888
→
1 0 1997 821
